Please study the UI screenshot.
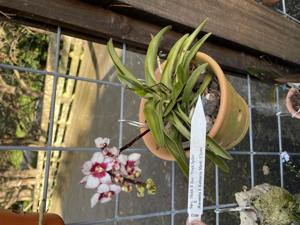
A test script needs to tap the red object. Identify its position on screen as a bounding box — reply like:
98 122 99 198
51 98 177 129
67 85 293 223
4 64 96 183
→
0 209 65 225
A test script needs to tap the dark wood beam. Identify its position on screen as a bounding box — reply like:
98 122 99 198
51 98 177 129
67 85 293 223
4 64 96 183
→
115 0 300 65
0 0 299 83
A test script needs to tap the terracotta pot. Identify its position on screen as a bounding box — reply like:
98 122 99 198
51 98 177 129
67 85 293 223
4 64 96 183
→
285 87 300 119
262 0 280 6
139 52 249 161
0 209 65 225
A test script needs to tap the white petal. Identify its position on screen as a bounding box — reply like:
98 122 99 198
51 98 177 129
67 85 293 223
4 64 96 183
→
117 154 128 165
281 151 290 162
100 197 112 203
103 138 110 146
134 167 142 173
85 175 100 189
94 137 104 148
81 161 92 175
109 147 119 156
134 159 140 166
80 176 88 184
110 184 121 194
128 153 141 162
91 152 104 163
120 166 128 176
104 157 113 171
99 173 111 184
91 193 100 208
97 183 110 193
94 137 110 148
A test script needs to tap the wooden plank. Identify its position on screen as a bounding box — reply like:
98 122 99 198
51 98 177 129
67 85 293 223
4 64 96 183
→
0 0 299 82
115 0 300 65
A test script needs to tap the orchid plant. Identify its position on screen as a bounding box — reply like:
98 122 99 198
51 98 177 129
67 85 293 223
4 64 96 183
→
80 137 156 207
107 19 232 177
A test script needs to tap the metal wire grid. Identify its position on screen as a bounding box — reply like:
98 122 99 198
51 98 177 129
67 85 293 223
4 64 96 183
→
1 14 300 225
277 0 300 23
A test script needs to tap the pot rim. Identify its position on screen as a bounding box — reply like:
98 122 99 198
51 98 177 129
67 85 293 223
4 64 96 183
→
286 87 300 119
195 52 228 138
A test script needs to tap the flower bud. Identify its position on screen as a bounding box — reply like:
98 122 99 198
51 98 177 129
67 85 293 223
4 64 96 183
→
134 170 141 178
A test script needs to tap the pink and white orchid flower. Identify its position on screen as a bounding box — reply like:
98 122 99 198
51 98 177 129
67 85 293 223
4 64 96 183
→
80 136 155 206
94 137 110 149
118 153 142 177
102 146 120 157
81 152 113 189
91 183 121 207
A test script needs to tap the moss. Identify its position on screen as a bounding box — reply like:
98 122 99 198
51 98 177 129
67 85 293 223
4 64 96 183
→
253 186 296 225
9 151 24 169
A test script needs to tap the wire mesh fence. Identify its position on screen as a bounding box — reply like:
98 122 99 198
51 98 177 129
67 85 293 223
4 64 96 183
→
0 4 300 224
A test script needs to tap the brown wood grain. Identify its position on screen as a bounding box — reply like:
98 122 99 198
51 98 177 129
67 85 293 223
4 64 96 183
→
116 0 300 65
0 0 299 82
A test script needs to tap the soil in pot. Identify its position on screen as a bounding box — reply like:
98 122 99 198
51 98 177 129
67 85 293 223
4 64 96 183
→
291 89 300 112
197 76 220 132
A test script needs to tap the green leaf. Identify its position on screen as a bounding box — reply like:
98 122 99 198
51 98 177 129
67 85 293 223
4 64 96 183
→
183 32 211 74
144 100 165 147
206 151 230 173
174 104 191 126
160 34 188 89
9 151 24 169
107 39 143 88
145 26 172 86
170 112 190 140
15 122 27 138
179 19 208 63
117 73 146 93
206 136 233 160
182 63 208 106
163 80 185 116
176 64 188 85
170 111 190 140
191 73 213 105
164 130 189 177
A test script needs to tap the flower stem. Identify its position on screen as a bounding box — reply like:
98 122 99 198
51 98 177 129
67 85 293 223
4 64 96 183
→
119 128 150 152
123 176 145 186
108 171 145 186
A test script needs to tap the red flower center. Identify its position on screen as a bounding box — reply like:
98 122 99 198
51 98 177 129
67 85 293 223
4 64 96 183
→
91 162 107 178
125 160 135 174
99 191 114 199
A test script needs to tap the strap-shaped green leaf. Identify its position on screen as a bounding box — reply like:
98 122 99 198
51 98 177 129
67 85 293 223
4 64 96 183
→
117 73 144 90
163 80 185 116
170 112 190 140
164 131 189 177
182 33 211 74
145 26 172 86
191 73 213 106
178 18 208 64
144 100 165 147
206 135 233 160
174 104 191 126
182 63 208 106
206 151 229 173
160 34 188 89
107 39 142 88
176 64 188 86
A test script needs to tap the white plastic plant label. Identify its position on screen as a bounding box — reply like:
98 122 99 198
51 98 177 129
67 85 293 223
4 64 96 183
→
187 96 206 223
